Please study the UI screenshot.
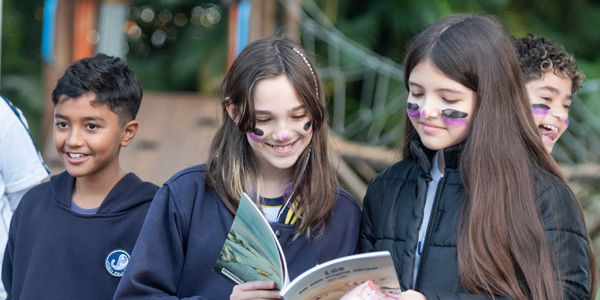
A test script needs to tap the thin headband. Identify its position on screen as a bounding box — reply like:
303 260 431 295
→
292 47 319 99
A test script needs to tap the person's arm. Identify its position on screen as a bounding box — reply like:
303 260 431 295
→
358 182 377 253
1 112 48 211
5 188 34 212
331 190 362 257
2 191 27 300
538 183 593 300
113 185 208 300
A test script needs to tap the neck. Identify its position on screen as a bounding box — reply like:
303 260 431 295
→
259 173 290 198
72 166 126 209
437 149 446 174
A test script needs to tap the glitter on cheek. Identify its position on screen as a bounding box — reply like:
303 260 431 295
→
531 103 550 115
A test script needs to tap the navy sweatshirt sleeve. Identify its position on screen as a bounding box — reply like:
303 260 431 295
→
113 183 208 300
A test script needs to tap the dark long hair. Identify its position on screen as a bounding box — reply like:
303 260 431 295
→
207 36 338 237
402 14 596 299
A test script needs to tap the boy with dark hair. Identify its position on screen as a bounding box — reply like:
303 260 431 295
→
514 34 585 153
2 53 158 299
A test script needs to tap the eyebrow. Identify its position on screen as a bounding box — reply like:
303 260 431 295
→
535 85 572 99
255 105 306 114
54 114 105 122
408 81 465 94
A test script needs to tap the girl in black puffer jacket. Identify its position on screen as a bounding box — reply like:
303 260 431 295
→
360 14 596 300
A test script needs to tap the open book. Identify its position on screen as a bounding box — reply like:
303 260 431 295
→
213 192 400 300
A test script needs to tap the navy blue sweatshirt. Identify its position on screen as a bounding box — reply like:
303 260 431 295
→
2 171 158 300
113 164 361 300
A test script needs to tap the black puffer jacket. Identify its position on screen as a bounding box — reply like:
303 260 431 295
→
359 140 592 300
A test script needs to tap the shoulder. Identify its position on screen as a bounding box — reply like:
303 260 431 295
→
14 180 53 218
368 159 418 186
333 188 361 215
125 172 159 194
159 164 211 205
533 170 586 235
364 159 418 203
165 164 207 186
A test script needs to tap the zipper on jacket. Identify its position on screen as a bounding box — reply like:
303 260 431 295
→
413 175 446 289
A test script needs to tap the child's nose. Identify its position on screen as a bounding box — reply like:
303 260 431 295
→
420 99 440 118
66 128 84 147
272 122 292 141
550 103 567 121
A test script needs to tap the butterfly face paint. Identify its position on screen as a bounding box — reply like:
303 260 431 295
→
531 103 550 115
407 103 421 118
441 109 469 127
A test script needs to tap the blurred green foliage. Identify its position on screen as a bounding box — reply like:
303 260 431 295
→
4 0 600 142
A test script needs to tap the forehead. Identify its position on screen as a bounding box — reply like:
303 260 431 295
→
252 75 304 113
526 71 573 96
409 60 473 93
55 93 118 119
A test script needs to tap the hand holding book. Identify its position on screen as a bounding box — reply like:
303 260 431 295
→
214 193 401 300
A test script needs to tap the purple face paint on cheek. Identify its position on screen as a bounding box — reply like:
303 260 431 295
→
421 110 426 117
565 118 569 126
441 109 469 127
531 103 550 115
407 102 420 118
248 133 261 142
249 128 264 142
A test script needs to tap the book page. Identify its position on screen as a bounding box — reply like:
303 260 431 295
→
214 193 287 290
280 251 400 300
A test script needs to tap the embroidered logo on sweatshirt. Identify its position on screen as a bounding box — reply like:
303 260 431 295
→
105 249 130 277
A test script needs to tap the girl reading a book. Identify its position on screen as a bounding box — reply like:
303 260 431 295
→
114 36 361 300
359 14 597 300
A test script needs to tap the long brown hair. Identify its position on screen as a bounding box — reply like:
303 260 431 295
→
206 36 338 237
402 14 597 299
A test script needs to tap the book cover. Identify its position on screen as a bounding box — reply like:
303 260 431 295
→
213 192 400 299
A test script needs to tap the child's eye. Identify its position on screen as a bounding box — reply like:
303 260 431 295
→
256 118 270 124
86 124 100 130
563 104 570 111
55 122 68 129
410 92 423 98
292 114 307 120
541 97 551 101
443 99 459 104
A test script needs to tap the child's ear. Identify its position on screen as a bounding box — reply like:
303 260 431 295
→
225 100 239 125
120 120 139 147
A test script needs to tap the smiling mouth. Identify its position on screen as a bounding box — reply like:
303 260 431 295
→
266 140 297 150
68 153 89 158
539 124 559 142
540 124 558 132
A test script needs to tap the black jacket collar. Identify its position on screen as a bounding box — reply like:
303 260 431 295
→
409 139 464 173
